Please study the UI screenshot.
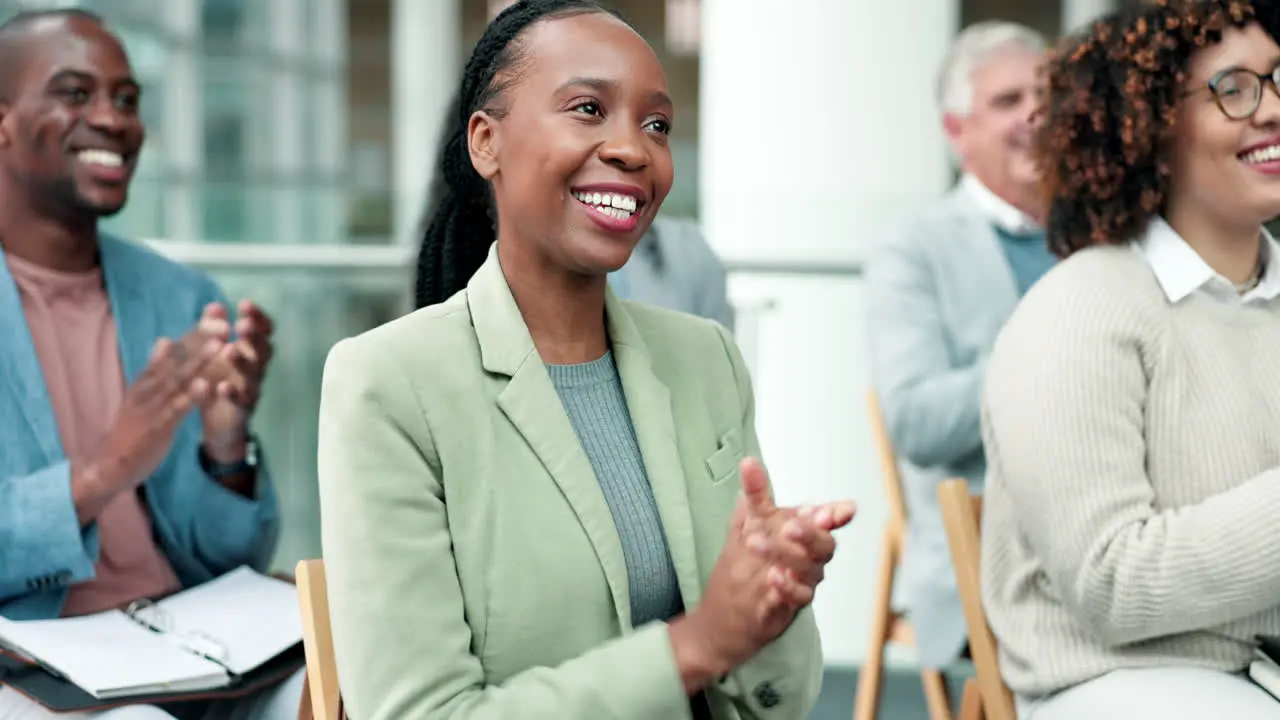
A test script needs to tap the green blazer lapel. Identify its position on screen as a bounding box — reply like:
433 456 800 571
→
466 246 634 627
606 291 705 608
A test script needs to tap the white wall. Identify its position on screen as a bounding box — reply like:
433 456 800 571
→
701 0 959 667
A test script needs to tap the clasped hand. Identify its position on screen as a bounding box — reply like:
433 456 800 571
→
738 457 853 618
683 457 855 678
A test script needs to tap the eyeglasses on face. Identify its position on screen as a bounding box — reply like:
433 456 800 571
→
1195 64 1280 120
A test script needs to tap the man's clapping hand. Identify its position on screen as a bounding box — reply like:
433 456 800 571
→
198 300 275 460
71 318 231 524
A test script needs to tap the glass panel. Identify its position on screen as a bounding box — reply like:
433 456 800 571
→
194 58 344 244
305 187 348 246
264 185 309 245
306 0 346 65
206 268 412 571
347 105 392 240
308 79 343 176
102 175 167 239
201 0 271 55
80 0 167 26
202 56 271 181
197 180 251 242
307 80 351 244
198 183 331 244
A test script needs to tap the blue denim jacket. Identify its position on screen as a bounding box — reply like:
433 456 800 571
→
0 233 279 619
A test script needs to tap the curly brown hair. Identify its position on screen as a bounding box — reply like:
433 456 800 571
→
1038 0 1255 258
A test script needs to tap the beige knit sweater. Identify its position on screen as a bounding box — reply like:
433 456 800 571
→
980 243 1280 697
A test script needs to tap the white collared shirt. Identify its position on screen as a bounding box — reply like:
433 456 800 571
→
1133 216 1280 305
960 174 1041 235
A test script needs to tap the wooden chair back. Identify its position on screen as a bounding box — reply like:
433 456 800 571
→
296 559 344 720
867 391 908 543
854 392 952 720
936 480 1015 720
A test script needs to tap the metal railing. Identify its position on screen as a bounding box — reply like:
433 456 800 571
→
145 240 865 278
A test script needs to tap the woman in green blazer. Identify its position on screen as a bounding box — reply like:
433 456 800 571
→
316 2 853 718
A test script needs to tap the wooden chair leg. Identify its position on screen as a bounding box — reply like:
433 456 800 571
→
297 673 314 720
852 634 886 720
959 678 983 720
852 527 897 720
921 669 953 720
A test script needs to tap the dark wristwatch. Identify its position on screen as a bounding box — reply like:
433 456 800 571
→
198 436 260 478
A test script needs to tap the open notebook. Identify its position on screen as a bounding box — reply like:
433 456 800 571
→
0 567 302 701
1254 635 1280 701
1251 634 1280 701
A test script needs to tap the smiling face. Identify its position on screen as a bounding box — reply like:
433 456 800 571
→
1168 22 1280 226
945 44 1044 201
466 11 674 276
0 14 144 219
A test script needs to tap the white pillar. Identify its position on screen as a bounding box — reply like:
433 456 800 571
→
392 0 461 245
161 0 201 244
699 0 959 668
1062 0 1117 33
700 3 956 266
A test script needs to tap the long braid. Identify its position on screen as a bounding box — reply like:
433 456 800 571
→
414 0 622 308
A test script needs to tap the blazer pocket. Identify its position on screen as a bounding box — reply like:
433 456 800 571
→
704 428 744 484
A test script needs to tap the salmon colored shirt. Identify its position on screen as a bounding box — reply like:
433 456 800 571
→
6 253 181 617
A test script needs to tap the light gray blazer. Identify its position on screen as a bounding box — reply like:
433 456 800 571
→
609 216 735 331
863 186 1022 669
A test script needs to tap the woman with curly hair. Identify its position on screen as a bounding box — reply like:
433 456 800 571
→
980 0 1280 716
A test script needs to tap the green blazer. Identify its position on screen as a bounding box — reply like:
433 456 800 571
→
316 245 823 719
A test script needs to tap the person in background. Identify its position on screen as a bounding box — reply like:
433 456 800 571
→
324 1 854 718
862 20 1050 673
982 1 1280 716
608 215 735 330
0 10 300 720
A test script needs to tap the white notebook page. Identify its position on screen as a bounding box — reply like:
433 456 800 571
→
148 567 302 676
0 612 226 697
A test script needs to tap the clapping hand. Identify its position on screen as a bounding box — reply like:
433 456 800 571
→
737 457 856 614
75 320 229 521
669 456 854 691
198 300 275 458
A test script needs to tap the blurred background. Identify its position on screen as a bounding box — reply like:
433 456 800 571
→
4 0 1138 716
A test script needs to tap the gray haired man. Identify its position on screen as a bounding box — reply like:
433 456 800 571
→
864 20 1053 671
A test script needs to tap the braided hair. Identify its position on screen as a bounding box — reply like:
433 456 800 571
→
414 0 625 309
